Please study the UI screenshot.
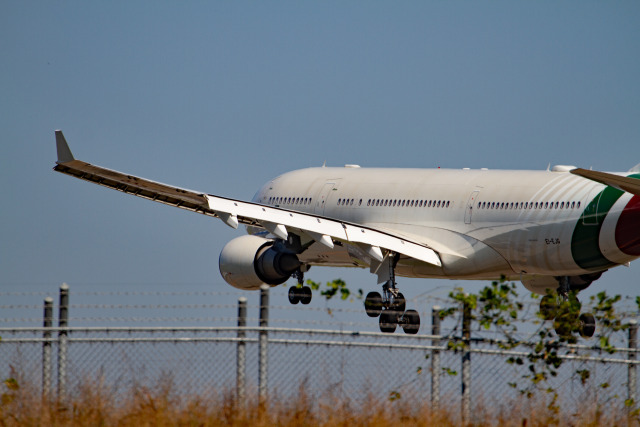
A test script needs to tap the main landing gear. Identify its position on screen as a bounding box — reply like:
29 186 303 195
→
539 276 596 339
364 257 420 334
287 268 312 305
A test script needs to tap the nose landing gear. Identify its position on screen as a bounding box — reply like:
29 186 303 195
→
287 268 312 305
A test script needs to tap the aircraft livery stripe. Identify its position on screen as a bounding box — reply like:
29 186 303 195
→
571 173 640 270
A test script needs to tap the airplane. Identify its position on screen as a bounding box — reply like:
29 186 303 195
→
53 130 640 336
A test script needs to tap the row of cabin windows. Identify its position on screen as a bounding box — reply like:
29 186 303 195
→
338 198 362 206
267 196 451 209
477 201 581 210
366 199 450 208
268 196 312 205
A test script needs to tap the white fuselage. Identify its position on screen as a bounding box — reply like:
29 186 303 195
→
251 166 640 283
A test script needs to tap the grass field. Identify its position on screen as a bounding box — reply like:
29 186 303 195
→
0 374 635 426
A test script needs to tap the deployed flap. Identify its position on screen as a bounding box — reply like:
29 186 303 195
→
571 168 640 196
53 130 442 267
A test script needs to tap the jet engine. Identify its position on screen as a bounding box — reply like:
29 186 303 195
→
219 235 301 290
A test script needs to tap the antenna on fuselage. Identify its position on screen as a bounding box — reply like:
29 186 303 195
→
322 160 326 168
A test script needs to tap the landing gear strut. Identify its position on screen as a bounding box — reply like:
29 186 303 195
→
364 253 421 334
539 276 596 339
288 268 311 305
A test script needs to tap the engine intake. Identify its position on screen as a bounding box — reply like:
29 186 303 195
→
219 235 300 290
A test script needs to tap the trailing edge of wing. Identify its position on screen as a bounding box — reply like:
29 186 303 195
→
52 130 442 268
571 168 640 196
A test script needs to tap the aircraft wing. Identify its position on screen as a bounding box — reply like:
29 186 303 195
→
571 168 640 196
53 131 441 267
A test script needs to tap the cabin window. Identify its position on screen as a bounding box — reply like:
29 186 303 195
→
446 201 450 207
359 199 362 206
571 201 575 209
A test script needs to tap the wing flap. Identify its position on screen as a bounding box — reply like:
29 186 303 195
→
53 131 441 267
571 168 640 196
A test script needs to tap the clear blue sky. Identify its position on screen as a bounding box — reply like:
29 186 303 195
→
2 2 640 327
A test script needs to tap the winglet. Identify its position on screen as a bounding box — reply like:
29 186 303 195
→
55 130 75 164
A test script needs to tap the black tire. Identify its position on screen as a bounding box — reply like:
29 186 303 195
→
379 310 397 333
300 286 312 305
553 313 574 338
364 292 383 318
540 294 558 321
393 292 406 314
579 312 596 338
288 286 300 305
402 309 420 335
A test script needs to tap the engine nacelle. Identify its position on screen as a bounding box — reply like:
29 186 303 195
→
219 235 301 290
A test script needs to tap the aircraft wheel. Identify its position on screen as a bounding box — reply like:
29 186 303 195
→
540 294 558 321
300 286 312 305
401 309 420 335
553 312 574 338
365 292 383 317
379 310 397 333
393 292 406 314
288 286 300 304
579 313 596 338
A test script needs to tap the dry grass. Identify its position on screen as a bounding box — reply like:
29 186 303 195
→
0 373 636 426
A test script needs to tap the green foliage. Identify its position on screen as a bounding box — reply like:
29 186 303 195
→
306 274 633 410
439 278 632 409
305 279 363 302
442 367 457 376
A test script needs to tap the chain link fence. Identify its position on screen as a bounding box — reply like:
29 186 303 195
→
0 283 638 424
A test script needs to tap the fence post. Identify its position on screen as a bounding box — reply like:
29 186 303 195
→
42 297 53 400
259 284 269 404
629 319 637 414
431 305 441 411
57 283 69 403
461 298 471 425
237 296 247 404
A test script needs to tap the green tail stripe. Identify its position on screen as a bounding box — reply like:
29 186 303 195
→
571 173 640 270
